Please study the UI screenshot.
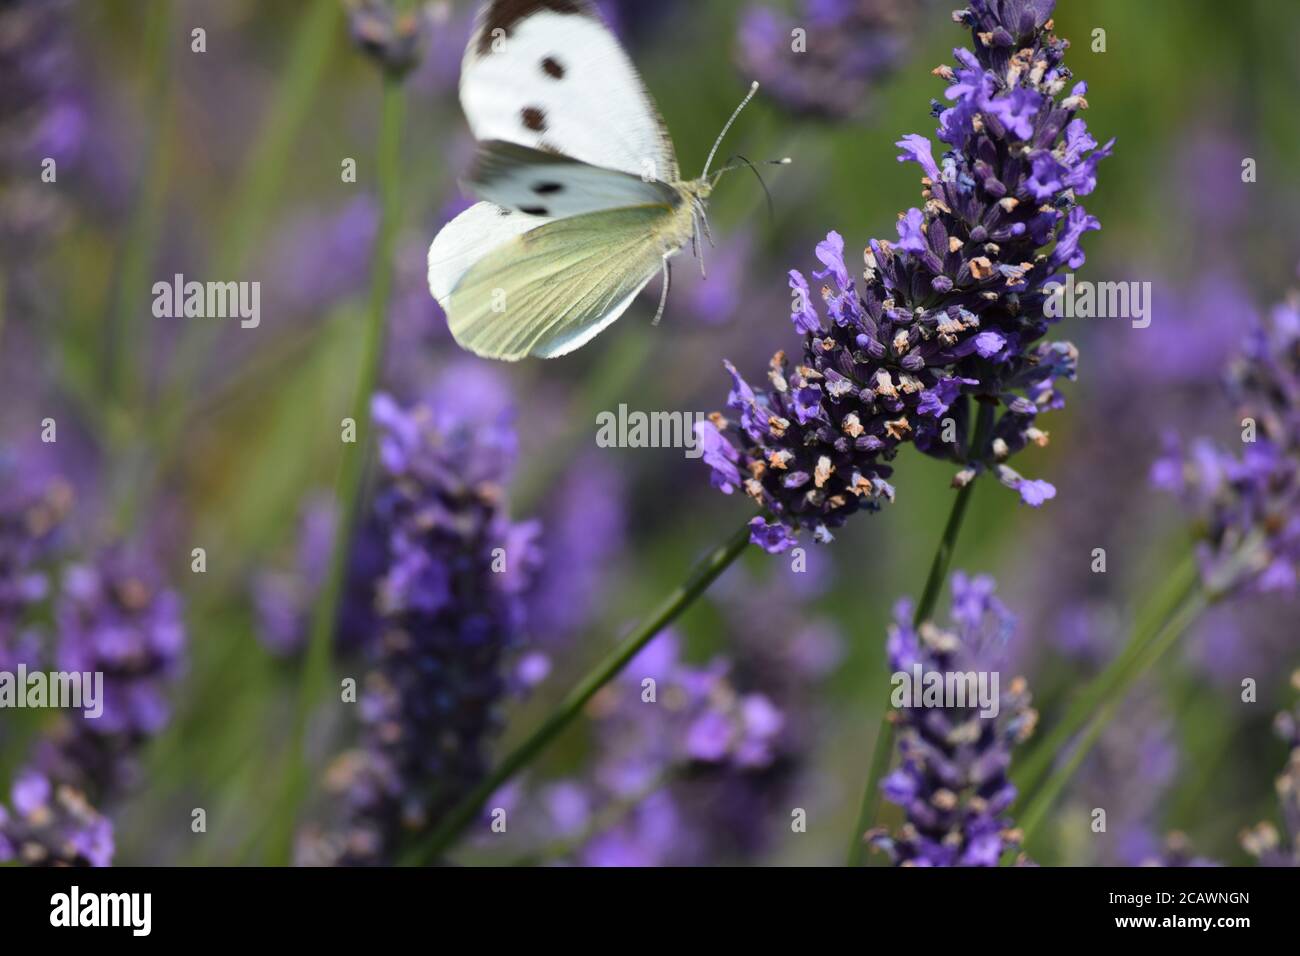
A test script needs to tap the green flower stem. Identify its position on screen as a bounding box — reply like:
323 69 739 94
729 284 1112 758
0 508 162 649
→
1009 552 1200 803
846 398 995 867
104 2 173 533
845 477 977 866
105 1 173 412
153 0 342 454
1015 583 1210 846
270 75 407 866
402 518 754 865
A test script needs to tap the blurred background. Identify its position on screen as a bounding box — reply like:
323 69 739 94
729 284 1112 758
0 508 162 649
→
1 0 1299 866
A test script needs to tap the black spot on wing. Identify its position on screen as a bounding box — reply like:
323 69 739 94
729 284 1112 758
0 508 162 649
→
541 56 565 79
520 206 549 216
476 0 593 56
532 182 564 195
521 107 548 132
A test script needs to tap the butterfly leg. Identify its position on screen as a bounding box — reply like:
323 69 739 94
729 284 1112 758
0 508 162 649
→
691 211 707 280
652 257 671 327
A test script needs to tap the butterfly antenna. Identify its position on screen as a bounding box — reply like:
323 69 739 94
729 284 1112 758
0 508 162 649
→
703 81 761 178
732 155 775 219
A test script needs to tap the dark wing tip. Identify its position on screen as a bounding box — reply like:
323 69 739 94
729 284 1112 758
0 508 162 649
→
474 0 597 57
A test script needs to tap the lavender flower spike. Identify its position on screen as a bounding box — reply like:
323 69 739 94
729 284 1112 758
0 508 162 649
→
702 0 1111 550
1154 293 1300 595
31 548 187 803
1240 671 1300 867
736 0 915 120
307 388 540 865
0 771 113 867
867 573 1037 866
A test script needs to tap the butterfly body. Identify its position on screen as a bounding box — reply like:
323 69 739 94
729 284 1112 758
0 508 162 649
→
427 0 731 361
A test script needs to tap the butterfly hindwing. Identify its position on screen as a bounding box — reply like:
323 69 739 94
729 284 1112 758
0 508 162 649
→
442 203 687 361
462 0 680 182
468 140 680 219
427 200 553 304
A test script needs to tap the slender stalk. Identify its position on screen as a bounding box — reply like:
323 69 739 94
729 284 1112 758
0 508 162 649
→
270 76 407 865
846 399 994 866
1005 537 1265 859
159 0 341 411
104 2 173 533
105 1 173 410
402 519 754 865
1010 552 1199 801
134 0 341 515
845 477 976 866
1015 585 1210 846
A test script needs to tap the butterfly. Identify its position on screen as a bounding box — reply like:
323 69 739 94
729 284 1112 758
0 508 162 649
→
428 0 780 361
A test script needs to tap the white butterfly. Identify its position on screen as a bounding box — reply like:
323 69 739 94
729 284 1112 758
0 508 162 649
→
428 0 777 361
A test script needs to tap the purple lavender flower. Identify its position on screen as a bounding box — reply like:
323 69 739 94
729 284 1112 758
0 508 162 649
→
310 387 539 864
1067 695 1187 866
528 630 796 866
0 771 113 867
1241 673 1300 867
525 452 626 648
702 0 1110 551
736 0 915 119
0 0 82 258
346 0 427 77
409 1 474 95
868 573 1037 866
267 197 379 316
36 550 187 799
1153 295 1300 595
1133 831 1219 868
252 496 339 657
0 456 71 669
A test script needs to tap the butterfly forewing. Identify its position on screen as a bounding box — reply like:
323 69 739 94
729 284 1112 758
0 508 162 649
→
469 140 680 219
461 0 680 183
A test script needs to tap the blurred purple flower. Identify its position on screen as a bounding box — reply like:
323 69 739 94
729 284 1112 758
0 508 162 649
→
38 549 187 798
1153 295 1300 595
0 0 82 254
0 771 113 867
252 495 338 656
346 0 428 77
736 0 914 119
1241 673 1300 867
527 452 626 645
267 196 379 316
868 573 1037 866
563 631 792 865
0 455 71 669
310 381 540 864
